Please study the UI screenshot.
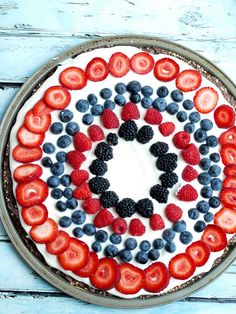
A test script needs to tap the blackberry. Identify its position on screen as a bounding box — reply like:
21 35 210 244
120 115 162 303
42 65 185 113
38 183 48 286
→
136 198 154 218
89 177 110 194
89 159 108 176
100 191 119 208
150 142 169 157
116 198 136 218
106 133 118 146
118 120 138 141
95 142 113 161
156 153 178 172
159 172 178 188
150 184 169 203
136 125 154 144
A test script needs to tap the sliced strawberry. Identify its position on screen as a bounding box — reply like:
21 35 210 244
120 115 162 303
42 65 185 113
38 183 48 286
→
130 52 154 74
30 218 58 244
16 179 48 207
73 132 92 152
86 57 108 82
176 69 202 92
223 176 236 188
220 144 236 165
74 252 98 278
214 207 236 234
214 105 235 129
169 253 196 280
201 224 227 252
13 164 43 183
58 238 89 271
90 258 120 290
59 66 87 90
220 187 236 208
46 230 70 255
116 263 144 294
144 262 170 293
33 99 53 116
186 240 210 267
12 145 43 163
21 204 48 226
17 126 45 148
224 164 236 177
24 109 51 134
194 87 219 114
108 52 130 77
44 86 71 110
219 127 236 146
154 58 180 82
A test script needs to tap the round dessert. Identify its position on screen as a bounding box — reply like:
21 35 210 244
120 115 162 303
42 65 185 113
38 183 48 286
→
9 46 236 299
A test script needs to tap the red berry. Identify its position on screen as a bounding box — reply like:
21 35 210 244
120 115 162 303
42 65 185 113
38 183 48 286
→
194 87 219 113
46 230 70 255
33 99 53 116
108 52 130 78
67 150 86 169
116 263 144 294
159 122 175 136
88 124 105 142
214 105 235 129
154 58 180 82
223 176 236 188
181 143 200 165
74 252 98 278
21 204 48 226
121 102 140 121
59 66 87 90
130 52 154 74
16 179 48 207
85 57 108 82
224 164 236 177
101 109 120 129
13 164 43 183
220 144 236 165
186 240 210 267
129 218 146 236
73 182 91 200
219 126 236 145
82 198 101 214
71 169 89 186
220 187 236 208
112 217 128 235
144 108 163 125
24 109 51 134
30 218 58 244
44 86 71 110
144 262 170 293
17 126 45 148
214 207 236 234
150 214 165 231
176 69 202 92
165 204 183 222
73 131 92 152
93 208 114 228
12 145 43 163
177 184 198 202
182 165 198 182
169 253 196 280
173 131 190 149
201 224 227 252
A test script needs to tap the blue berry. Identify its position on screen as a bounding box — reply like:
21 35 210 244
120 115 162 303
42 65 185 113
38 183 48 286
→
194 128 207 143
135 251 148 264
148 249 160 261
63 187 73 199
177 111 188 122
208 165 221 177
115 83 126 95
51 188 62 199
73 227 84 238
184 122 195 134
47 176 60 188
95 230 108 243
66 198 78 209
43 142 55 154
141 85 153 97
130 93 141 103
100 88 112 99
124 238 137 250
139 240 151 252
60 174 71 187
180 231 193 244
165 242 176 253
199 144 209 155
198 172 212 185
57 135 72 148
92 242 102 253
200 119 213 131
59 216 72 228
171 90 184 102
114 94 126 106
51 162 64 176
141 96 152 108
201 186 213 198
156 86 169 98
183 99 194 110
87 94 98 106
209 153 220 163
199 158 211 170
109 233 122 244
72 210 86 225
173 220 186 233
56 201 67 212
104 244 119 257
162 228 176 242
211 178 222 191
166 102 179 115
104 100 115 109
41 157 52 168
188 208 200 219
119 249 132 262
76 99 89 112
91 104 104 116
189 112 201 123
153 238 164 250
197 200 210 213
83 223 96 236
56 151 67 163
127 80 141 93
194 220 206 232
204 212 214 222
152 98 167 111
66 122 79 136
82 113 94 125
209 196 220 208
206 136 218 148
50 122 63 134
59 109 73 122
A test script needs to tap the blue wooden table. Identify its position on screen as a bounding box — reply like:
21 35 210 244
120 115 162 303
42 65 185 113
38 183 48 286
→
0 1 236 313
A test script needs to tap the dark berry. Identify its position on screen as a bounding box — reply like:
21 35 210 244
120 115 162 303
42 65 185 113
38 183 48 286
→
136 198 154 218
198 172 212 185
66 198 78 209
156 153 178 172
104 99 115 109
63 187 73 199
150 141 169 157
159 171 178 188
89 177 110 194
201 186 213 198
56 201 67 212
208 165 221 177
118 120 138 141
206 135 218 148
91 104 104 116
116 198 136 218
95 142 113 161
141 96 152 108
136 125 154 144
204 212 214 222
89 159 108 176
106 133 118 146
100 191 119 208
150 184 169 203
211 178 222 191
209 153 220 163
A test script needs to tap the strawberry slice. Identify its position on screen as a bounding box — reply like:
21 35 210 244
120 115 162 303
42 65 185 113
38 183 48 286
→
169 253 196 280
194 87 219 114
116 263 144 294
185 240 210 267
154 58 180 82
58 238 89 271
223 176 236 188
219 127 236 145
224 164 236 177
46 230 70 255
86 57 109 82
17 126 45 148
201 224 227 252
16 179 48 207
59 66 87 90
220 187 236 208
214 207 236 234
12 145 42 163
176 69 202 92
24 109 51 134
21 204 48 226
220 144 236 165
30 218 58 244
108 52 130 77
144 262 170 293
13 164 43 183
90 257 120 290
214 105 235 129
130 52 154 74
74 252 98 277
44 86 71 110
33 99 53 116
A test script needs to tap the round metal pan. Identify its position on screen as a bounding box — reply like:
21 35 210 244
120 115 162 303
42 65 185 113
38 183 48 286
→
0 35 236 308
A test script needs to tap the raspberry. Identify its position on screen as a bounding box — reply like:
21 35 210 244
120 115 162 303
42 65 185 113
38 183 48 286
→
129 219 146 236
88 125 105 142
165 204 183 222
121 102 140 121
95 142 113 161
73 182 91 200
136 198 154 218
73 132 92 152
173 131 190 149
82 198 101 214
177 184 198 201
67 150 86 169
150 214 165 230
101 109 120 129
156 153 178 172
116 198 136 218
118 120 138 141
181 144 200 165
136 125 154 144
89 159 108 176
100 191 119 208
159 122 175 136
112 217 128 234
93 208 114 228
89 177 110 194
71 169 89 186
182 165 198 182
150 184 169 203
159 172 178 188
144 108 163 125
150 141 169 157
106 133 118 146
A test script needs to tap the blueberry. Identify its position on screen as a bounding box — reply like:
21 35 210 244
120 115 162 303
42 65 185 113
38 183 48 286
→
201 186 213 198
135 251 148 264
152 98 167 111
209 153 220 163
41 157 52 168
57 135 72 148
73 227 84 238
72 210 86 225
139 240 151 252
83 223 96 236
124 238 137 250
66 122 79 136
171 90 184 102
51 188 63 199
82 113 94 125
51 162 64 176
204 212 214 222
130 93 141 103
197 200 210 213
91 104 104 116
188 208 200 219
87 94 98 106
60 174 71 187
162 228 176 242
184 123 195 134
66 198 78 209
76 99 89 112
180 231 193 244
211 178 222 191
47 176 60 188
56 151 67 163
95 230 108 243
115 83 126 95
119 249 133 262
59 216 72 228
59 109 73 122
127 80 142 93
141 85 153 97
189 112 201 123
166 102 179 115
153 238 164 249
177 111 188 122
209 196 220 208
114 94 126 106
198 172 212 185
183 99 194 110
148 249 160 261
194 220 206 232
43 142 56 154
141 96 152 108
56 201 67 212
206 136 218 148
104 244 119 257
194 128 207 143
173 220 186 233
199 144 209 155
199 158 211 170
157 86 169 98
165 242 176 253
208 165 221 177
92 242 102 253
63 187 73 199
200 119 213 131
109 233 122 244
104 99 115 109
100 88 112 99
50 122 63 134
